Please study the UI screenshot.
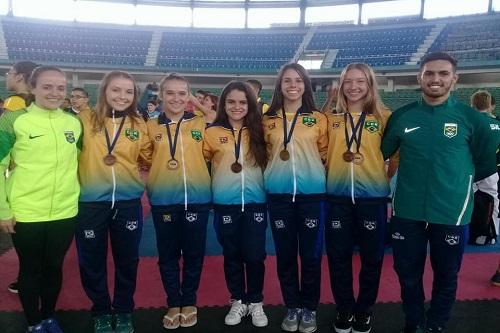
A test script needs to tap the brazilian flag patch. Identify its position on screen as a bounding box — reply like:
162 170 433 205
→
364 120 379 133
302 116 317 127
64 131 75 143
125 129 140 141
191 129 202 142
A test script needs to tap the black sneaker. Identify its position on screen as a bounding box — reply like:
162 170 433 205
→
491 270 500 286
352 314 371 333
401 323 425 333
334 312 353 333
8 281 19 294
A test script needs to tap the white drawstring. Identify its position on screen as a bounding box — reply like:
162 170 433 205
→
178 120 188 211
110 109 117 209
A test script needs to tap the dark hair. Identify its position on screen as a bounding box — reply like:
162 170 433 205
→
12 61 38 85
246 79 263 94
491 95 496 107
196 89 208 96
72 87 89 98
205 93 219 111
420 52 457 71
471 90 492 111
29 66 65 88
215 81 267 168
159 73 190 94
93 71 140 133
268 63 317 114
147 99 157 106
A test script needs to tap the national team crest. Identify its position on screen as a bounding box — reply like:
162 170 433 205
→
191 129 202 142
364 220 376 231
125 128 140 141
126 220 138 231
305 218 318 229
302 116 317 127
443 123 457 138
364 121 379 133
186 212 198 222
254 213 264 223
155 134 163 142
445 234 460 245
64 131 75 143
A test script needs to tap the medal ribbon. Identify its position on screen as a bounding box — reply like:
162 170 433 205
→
344 112 367 153
282 107 301 151
104 116 126 156
231 126 244 164
165 117 183 161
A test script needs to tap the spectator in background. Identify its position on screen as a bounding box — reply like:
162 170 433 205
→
320 82 339 114
69 87 91 115
471 90 495 117
195 90 208 104
189 92 217 124
145 100 161 120
246 79 269 114
61 98 71 113
4 60 37 112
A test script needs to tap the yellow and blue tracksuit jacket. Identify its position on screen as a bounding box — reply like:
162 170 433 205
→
326 110 392 201
78 110 152 204
203 121 266 210
147 112 211 208
0 104 82 222
262 107 328 201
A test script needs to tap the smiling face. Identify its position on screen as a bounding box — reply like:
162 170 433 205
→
225 89 248 127
105 77 135 112
342 68 369 107
418 59 458 104
281 68 305 104
31 70 67 110
161 79 189 117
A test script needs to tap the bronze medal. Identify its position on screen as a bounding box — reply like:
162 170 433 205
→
231 162 242 173
353 152 364 165
342 151 354 162
279 149 290 161
103 154 116 166
167 159 179 170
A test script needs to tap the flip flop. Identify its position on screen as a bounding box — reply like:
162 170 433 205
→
163 308 181 330
179 306 198 328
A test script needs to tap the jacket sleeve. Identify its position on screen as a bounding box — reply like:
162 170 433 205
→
202 129 214 162
0 112 17 220
139 121 153 167
472 114 500 181
381 112 400 160
316 113 329 164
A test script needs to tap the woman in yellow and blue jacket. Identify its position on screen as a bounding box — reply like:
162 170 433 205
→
147 74 211 330
263 63 328 333
75 71 152 333
203 81 268 328
325 63 392 333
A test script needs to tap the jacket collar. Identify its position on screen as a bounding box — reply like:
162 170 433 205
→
158 111 195 125
264 105 312 118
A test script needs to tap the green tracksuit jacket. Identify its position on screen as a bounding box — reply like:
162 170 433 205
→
0 104 82 222
381 96 500 226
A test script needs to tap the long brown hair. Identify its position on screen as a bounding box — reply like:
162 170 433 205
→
92 71 140 133
336 63 388 123
215 81 267 168
268 63 317 114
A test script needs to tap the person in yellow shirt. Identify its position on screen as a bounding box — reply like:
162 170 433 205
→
4 61 38 112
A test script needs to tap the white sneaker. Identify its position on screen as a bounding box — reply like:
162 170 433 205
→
224 300 248 326
248 302 268 327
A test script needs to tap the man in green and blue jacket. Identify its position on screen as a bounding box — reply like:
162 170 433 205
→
381 52 500 333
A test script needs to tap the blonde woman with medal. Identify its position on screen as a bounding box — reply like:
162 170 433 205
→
262 63 328 333
324 63 392 333
203 81 268 328
146 74 211 330
76 71 152 333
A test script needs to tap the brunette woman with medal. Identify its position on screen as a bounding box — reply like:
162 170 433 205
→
324 63 392 333
146 74 211 330
203 81 268 328
76 71 152 333
262 63 328 333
